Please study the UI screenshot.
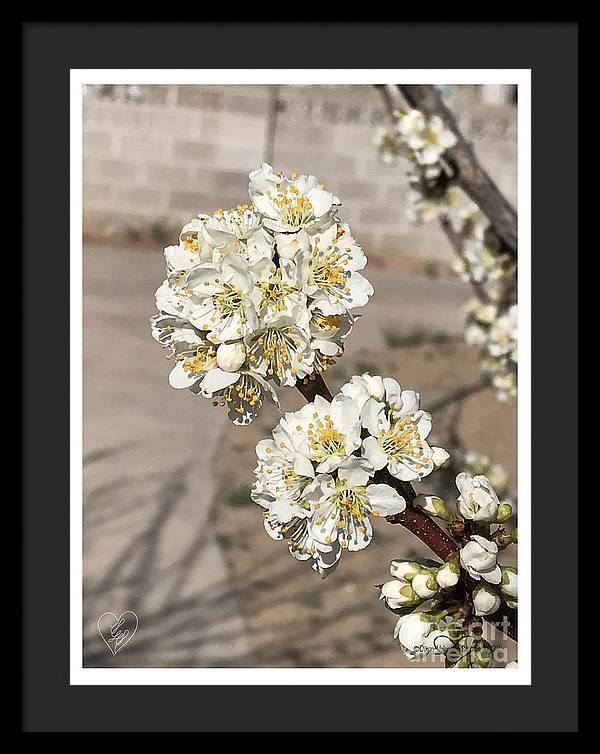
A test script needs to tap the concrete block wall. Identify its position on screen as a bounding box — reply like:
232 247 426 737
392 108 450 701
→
83 84 516 264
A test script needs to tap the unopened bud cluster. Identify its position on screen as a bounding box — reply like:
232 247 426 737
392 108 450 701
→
380 471 517 665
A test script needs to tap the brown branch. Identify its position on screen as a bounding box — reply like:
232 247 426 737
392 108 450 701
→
397 84 517 258
375 468 458 560
295 373 517 642
438 216 494 306
296 373 333 403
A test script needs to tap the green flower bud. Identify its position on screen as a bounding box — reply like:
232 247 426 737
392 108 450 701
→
446 636 495 668
496 502 513 523
446 618 466 643
389 560 421 581
446 651 472 668
500 566 518 605
470 639 494 668
436 560 460 589
412 569 439 599
380 579 421 610
472 582 501 616
446 637 472 667
415 495 454 522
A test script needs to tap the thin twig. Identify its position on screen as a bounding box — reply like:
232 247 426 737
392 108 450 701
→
427 377 489 415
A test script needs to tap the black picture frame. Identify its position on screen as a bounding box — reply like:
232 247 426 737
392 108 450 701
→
22 21 578 733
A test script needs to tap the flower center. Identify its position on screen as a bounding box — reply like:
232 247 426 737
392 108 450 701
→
306 415 346 461
311 312 342 332
258 269 296 312
212 374 262 416
332 483 371 547
465 492 482 514
270 187 314 227
263 460 303 495
426 126 442 146
335 485 369 516
249 328 304 379
183 234 199 252
380 416 425 461
309 239 351 297
181 345 217 375
214 284 245 318
212 204 259 239
279 517 316 556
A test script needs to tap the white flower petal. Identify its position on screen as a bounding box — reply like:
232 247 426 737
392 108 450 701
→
168 362 199 389
337 456 373 487
432 446 450 467
198 368 240 396
306 186 334 218
366 484 406 516
482 565 503 585
383 378 403 408
293 453 315 479
361 398 387 436
361 435 388 471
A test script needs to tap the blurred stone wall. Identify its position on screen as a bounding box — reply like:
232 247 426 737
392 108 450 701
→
83 84 516 264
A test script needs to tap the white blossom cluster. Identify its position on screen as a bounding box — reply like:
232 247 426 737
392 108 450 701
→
375 108 518 403
150 164 373 424
375 109 457 224
452 207 516 303
375 109 457 168
252 374 449 576
453 206 518 401
380 471 517 666
465 300 518 401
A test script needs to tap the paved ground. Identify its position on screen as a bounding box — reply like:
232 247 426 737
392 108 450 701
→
83 244 253 667
82 243 472 668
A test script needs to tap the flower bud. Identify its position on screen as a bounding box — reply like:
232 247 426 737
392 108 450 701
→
472 582 501 616
445 636 472 668
216 341 246 372
390 560 420 581
496 502 513 523
500 566 517 607
424 629 455 656
379 579 419 610
393 612 433 659
459 535 502 584
455 472 499 523
436 560 460 589
415 495 453 522
470 638 494 668
412 571 439 599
